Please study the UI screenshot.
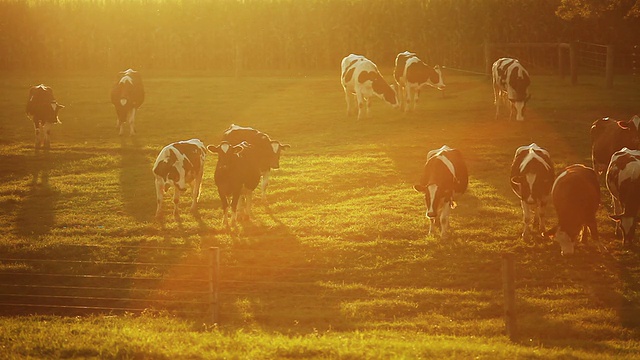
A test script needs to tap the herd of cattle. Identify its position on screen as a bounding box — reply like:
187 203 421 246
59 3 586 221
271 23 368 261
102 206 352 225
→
23 54 639 255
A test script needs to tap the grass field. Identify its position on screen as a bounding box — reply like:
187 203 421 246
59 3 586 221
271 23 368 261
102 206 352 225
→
0 70 639 359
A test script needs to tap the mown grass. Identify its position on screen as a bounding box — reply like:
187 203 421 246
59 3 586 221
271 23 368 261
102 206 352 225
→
0 70 639 358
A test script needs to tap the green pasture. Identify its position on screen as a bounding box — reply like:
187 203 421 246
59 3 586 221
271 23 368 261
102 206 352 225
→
0 71 639 358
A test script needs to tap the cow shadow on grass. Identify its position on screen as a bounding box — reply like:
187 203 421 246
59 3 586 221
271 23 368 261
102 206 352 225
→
119 137 158 223
15 152 58 238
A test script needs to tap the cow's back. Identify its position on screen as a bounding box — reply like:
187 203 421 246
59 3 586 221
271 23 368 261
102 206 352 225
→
393 51 415 85
591 117 640 172
424 146 468 194
510 144 554 196
222 124 273 171
607 148 640 202
553 165 600 223
27 85 58 124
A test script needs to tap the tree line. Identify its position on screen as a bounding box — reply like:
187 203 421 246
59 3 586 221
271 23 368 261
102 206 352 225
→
0 0 638 73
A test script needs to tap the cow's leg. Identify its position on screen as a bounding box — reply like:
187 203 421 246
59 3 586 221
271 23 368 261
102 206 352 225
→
230 191 241 227
129 107 136 136
190 171 204 213
521 200 533 239
244 189 254 220
34 124 42 150
612 197 623 238
356 94 366 120
155 177 165 220
43 123 52 149
218 190 230 227
586 218 604 252
440 203 452 239
413 89 421 111
172 188 181 221
537 200 548 236
397 84 405 112
404 86 412 113
344 91 353 116
427 217 435 236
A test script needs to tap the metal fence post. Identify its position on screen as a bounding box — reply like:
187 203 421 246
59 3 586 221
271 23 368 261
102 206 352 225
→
209 247 220 324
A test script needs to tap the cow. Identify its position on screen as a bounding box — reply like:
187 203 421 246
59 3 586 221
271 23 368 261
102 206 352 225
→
111 68 145 136
590 115 640 174
340 54 399 120
510 143 555 239
413 145 468 239
606 147 640 247
152 139 206 221
26 84 64 150
221 124 289 202
207 141 261 227
547 164 603 255
492 57 531 121
393 51 445 112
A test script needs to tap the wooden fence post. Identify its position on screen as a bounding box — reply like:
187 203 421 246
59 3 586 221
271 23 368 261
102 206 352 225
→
209 247 220 324
502 253 517 341
605 45 614 88
569 42 578 85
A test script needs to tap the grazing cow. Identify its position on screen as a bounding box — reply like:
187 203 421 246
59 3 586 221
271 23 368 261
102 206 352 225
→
510 143 555 239
111 69 145 136
606 147 640 247
207 141 261 227
340 54 399 120
414 145 468 239
152 139 206 221
492 58 531 121
393 51 445 112
26 84 64 150
221 124 289 202
590 115 640 174
548 164 602 255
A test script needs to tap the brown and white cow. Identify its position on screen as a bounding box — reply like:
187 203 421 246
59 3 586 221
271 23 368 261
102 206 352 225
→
208 141 261 227
152 139 206 221
510 143 555 239
590 115 640 174
111 69 145 136
548 164 602 255
221 124 289 202
341 54 399 120
26 84 64 150
492 58 530 121
393 51 445 112
606 147 640 247
414 145 468 239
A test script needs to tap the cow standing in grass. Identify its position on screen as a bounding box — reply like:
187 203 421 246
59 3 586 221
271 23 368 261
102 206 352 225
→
547 164 602 255
340 54 399 120
510 143 554 239
153 139 207 221
26 84 64 150
221 124 289 202
606 147 640 247
208 141 261 227
414 145 468 239
393 51 445 112
590 115 640 174
111 69 145 136
492 58 530 121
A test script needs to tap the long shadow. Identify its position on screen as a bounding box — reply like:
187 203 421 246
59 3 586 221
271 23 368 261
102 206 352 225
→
15 152 58 238
119 136 157 223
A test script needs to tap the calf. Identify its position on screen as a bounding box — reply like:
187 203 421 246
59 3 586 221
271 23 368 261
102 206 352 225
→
548 164 602 255
152 139 206 221
492 58 530 121
590 115 640 174
414 145 468 239
510 143 555 239
111 69 145 136
606 147 640 247
208 141 261 227
26 84 64 150
222 124 289 202
341 54 399 120
393 51 445 112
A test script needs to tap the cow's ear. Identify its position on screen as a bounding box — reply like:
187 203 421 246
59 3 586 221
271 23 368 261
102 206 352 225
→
413 184 427 193
609 214 622 221
206 145 219 154
510 176 523 185
280 143 291 150
57 104 65 109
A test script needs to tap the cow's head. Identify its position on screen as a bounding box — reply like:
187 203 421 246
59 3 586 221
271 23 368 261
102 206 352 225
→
414 183 454 219
268 140 290 169
546 226 575 255
509 71 531 121
429 65 445 91
370 74 399 109
207 141 247 170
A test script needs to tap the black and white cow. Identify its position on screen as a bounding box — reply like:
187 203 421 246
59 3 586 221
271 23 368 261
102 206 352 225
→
510 143 555 239
492 58 531 121
414 145 468 239
208 141 261 227
152 139 207 221
606 147 640 247
591 115 640 174
222 124 289 202
26 84 64 150
341 54 399 120
393 51 445 112
111 69 145 136
548 164 602 255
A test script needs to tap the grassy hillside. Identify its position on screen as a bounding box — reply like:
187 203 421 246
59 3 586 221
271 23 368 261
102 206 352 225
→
0 71 639 359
